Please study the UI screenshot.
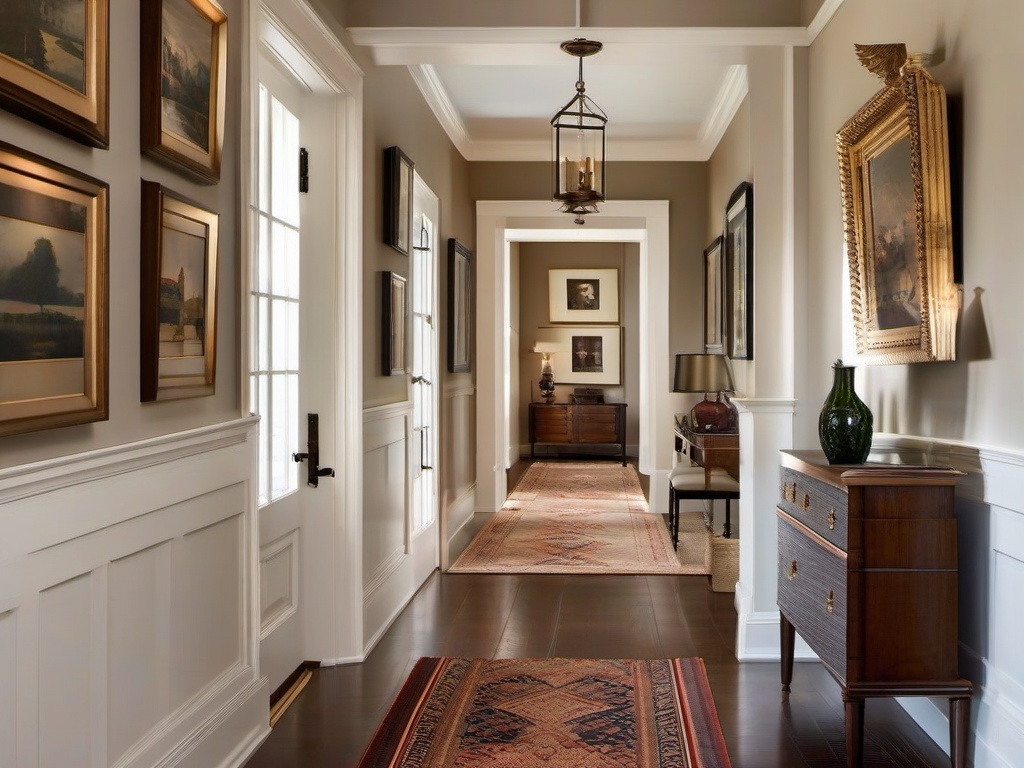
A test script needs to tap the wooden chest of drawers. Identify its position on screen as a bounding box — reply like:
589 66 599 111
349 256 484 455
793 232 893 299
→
777 450 971 768
528 403 627 465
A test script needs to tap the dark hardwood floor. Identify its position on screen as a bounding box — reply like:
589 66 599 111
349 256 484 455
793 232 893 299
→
245 460 954 768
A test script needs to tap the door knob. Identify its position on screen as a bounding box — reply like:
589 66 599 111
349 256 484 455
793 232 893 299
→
292 413 334 488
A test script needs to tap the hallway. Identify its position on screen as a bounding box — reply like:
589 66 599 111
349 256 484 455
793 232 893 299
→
245 571 953 767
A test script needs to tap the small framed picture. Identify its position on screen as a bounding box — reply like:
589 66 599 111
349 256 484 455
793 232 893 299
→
0 141 108 436
381 270 407 376
141 0 228 183
0 0 109 147
703 235 724 354
447 238 472 373
383 146 413 256
548 268 619 323
724 182 753 360
535 325 622 385
140 181 219 401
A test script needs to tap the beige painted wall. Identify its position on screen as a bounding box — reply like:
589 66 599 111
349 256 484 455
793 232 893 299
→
469 161 709 364
0 0 244 469
517 242 641 455
342 0 807 28
804 0 1023 450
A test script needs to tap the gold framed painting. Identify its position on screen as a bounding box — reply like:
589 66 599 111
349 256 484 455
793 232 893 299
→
0 0 109 147
140 181 219 401
837 46 960 364
141 0 227 183
0 141 108 436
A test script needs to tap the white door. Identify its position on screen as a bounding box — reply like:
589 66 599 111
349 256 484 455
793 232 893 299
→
409 177 440 582
251 47 338 695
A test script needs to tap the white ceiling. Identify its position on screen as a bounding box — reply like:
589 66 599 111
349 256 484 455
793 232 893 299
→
349 10 840 161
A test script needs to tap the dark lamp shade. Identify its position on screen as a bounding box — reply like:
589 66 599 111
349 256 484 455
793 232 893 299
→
672 354 735 394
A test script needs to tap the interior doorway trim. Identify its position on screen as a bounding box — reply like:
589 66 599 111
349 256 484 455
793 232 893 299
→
475 200 672 515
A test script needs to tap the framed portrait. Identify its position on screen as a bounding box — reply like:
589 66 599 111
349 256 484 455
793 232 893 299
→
0 141 108 436
140 181 219 401
383 146 413 256
838 49 959 364
141 0 227 183
724 181 753 360
381 270 407 376
534 325 621 385
447 238 472 373
547 268 619 324
703 235 724 354
0 0 109 147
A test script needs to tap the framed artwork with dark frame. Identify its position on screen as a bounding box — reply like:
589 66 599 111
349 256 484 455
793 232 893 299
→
702 235 724 354
447 238 472 373
383 146 413 256
724 181 753 360
381 270 407 376
0 141 108 436
0 0 109 147
838 44 959 364
547 268 619 324
141 0 228 183
140 181 219 401
534 325 622 386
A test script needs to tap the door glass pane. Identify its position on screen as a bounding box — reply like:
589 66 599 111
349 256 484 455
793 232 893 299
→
251 86 301 506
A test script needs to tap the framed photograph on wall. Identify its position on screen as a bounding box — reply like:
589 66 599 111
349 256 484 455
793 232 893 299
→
0 141 108 436
0 0 109 147
381 270 407 376
838 46 959 364
703 235 724 354
724 181 753 360
548 268 619 323
383 146 413 256
140 181 219 401
535 325 621 385
447 238 472 373
141 0 228 183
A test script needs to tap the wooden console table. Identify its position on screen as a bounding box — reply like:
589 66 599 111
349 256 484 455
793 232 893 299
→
673 417 739 537
529 403 627 466
777 450 971 768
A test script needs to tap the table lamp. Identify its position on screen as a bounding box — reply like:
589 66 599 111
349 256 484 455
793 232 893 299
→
672 353 735 432
532 342 560 403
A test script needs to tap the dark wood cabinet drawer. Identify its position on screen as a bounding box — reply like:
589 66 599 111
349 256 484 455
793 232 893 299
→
780 466 848 550
778 512 848 680
529 404 626 463
578 422 618 441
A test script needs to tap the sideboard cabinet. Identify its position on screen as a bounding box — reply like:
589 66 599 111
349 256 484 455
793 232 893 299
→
777 450 971 768
529 403 626 465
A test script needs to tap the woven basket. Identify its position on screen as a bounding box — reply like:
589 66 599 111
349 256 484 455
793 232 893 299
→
710 536 739 592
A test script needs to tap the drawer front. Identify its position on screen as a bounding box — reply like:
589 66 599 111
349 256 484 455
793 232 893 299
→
779 467 849 550
578 421 619 442
777 513 848 681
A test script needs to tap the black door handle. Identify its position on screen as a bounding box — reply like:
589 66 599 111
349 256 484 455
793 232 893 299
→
292 413 334 487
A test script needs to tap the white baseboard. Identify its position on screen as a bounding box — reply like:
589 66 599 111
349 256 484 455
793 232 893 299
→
734 582 817 662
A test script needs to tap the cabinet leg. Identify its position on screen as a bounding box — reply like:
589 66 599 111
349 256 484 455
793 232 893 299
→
843 694 865 768
949 695 970 768
780 613 795 693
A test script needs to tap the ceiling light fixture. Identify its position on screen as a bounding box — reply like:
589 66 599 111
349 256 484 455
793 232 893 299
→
551 38 606 225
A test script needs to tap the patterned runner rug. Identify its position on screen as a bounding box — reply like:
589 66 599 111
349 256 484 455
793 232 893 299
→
359 656 733 768
449 462 708 574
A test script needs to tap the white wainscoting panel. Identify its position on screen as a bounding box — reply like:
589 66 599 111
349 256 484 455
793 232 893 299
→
0 418 267 768
259 530 299 638
870 435 1024 768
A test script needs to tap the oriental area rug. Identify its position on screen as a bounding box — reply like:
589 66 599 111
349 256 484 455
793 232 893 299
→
449 462 709 575
358 656 733 768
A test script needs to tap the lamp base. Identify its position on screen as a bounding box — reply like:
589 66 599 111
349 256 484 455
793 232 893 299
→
690 394 732 432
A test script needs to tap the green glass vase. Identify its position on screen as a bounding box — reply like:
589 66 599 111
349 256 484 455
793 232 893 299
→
818 359 873 465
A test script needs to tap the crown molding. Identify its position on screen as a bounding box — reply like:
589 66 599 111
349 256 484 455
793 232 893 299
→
408 64 472 157
806 0 846 44
697 64 749 157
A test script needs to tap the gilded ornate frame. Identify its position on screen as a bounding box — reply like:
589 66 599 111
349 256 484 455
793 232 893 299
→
837 47 960 364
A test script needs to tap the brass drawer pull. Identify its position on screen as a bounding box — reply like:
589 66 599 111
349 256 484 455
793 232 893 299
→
826 589 834 614
828 508 836 530
786 560 798 580
783 482 796 503
802 493 811 511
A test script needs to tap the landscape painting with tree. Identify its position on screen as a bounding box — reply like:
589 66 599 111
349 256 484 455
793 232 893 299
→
0 142 108 436
0 0 108 147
